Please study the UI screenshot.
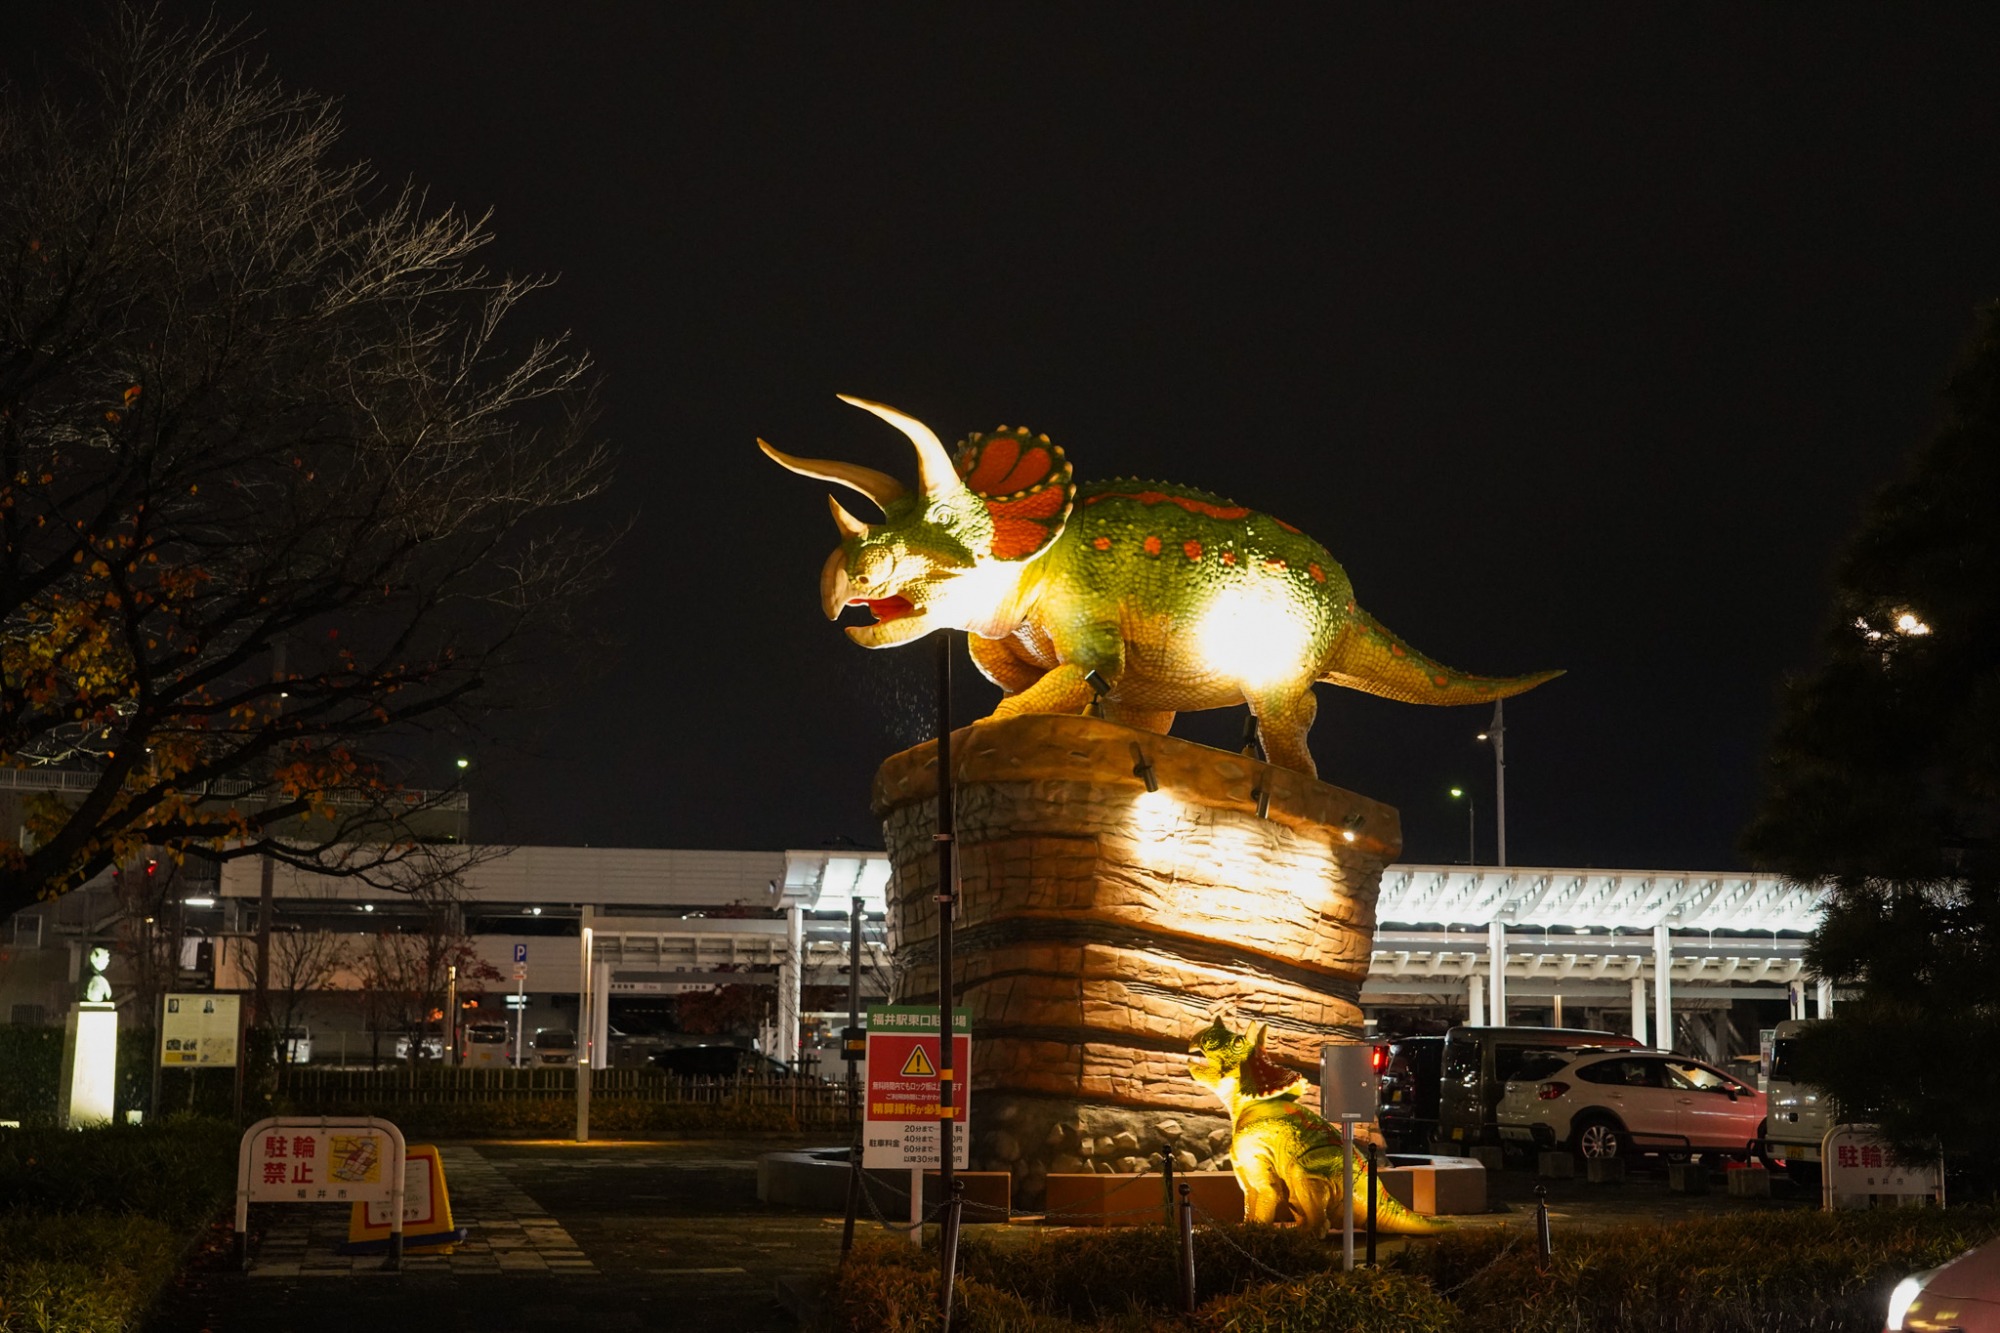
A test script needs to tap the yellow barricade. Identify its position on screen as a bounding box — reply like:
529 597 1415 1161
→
340 1144 467 1255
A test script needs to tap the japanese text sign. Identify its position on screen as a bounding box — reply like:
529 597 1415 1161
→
246 1126 396 1204
1822 1124 1944 1209
863 1005 970 1170
161 993 239 1067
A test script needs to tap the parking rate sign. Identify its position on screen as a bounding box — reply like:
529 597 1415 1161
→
862 1005 971 1170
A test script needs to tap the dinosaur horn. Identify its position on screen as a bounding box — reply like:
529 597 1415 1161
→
836 395 965 499
758 438 907 513
827 494 870 540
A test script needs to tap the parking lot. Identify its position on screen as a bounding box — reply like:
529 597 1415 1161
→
144 1138 1816 1333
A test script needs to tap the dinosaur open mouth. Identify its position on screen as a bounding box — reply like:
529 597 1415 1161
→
848 595 919 624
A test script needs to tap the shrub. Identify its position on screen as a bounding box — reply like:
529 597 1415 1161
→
1399 1208 2000 1333
1196 1267 1458 1333
0 1117 236 1228
0 1213 183 1333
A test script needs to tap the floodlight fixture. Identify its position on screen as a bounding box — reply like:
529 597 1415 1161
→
1129 743 1159 793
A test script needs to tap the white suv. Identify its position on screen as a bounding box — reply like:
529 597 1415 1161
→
1496 1049 1768 1160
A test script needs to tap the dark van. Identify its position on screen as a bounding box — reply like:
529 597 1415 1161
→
1437 1025 1640 1148
1377 1035 1447 1151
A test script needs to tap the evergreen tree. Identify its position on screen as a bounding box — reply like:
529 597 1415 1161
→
1744 302 2000 1186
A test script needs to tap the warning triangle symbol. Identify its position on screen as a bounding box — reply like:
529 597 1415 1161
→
899 1044 937 1079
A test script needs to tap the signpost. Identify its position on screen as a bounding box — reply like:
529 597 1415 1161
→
512 944 528 1069
236 1116 406 1269
864 1004 970 1244
1822 1124 1945 1210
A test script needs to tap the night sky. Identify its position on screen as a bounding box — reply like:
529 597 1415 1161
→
14 6 2000 871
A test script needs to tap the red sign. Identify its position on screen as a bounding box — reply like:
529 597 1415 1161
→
862 1005 970 1169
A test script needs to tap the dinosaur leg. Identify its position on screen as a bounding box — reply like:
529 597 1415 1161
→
991 628 1123 722
966 631 1046 697
988 663 1097 720
1289 1171 1331 1238
1103 704 1175 734
1236 1160 1285 1225
1245 687 1319 776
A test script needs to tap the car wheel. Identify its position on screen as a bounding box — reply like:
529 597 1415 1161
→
1571 1115 1625 1160
1751 1122 1780 1172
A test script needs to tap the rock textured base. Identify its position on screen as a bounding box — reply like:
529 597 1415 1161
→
873 713 1401 1205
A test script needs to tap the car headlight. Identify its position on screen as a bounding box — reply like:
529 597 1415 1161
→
1886 1271 1933 1331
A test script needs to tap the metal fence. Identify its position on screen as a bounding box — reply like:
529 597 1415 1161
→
282 1065 857 1121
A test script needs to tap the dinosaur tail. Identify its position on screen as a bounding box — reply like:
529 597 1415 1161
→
1302 1143 1452 1234
1319 604 1562 707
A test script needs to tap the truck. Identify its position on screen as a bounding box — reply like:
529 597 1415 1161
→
1763 1018 1834 1183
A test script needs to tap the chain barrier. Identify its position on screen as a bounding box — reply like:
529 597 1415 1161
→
1187 1198 1316 1285
853 1165 951 1236
1435 1231 1526 1298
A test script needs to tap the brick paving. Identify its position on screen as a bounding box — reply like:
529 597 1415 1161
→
245 1145 596 1278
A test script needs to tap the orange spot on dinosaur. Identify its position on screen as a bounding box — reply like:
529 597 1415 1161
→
1183 540 1203 561
1143 535 1162 556
966 437 1021 492
1275 518 1300 534
1221 551 1237 566
1092 536 1111 551
1308 563 1325 583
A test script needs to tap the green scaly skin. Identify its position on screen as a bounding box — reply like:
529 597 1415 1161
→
767 409 1561 776
1188 1016 1448 1236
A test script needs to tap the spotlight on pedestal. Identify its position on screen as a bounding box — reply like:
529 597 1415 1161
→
1084 669 1111 718
1129 743 1159 793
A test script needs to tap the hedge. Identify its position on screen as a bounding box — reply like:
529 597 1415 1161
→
268 1094 806 1139
0 1118 238 1333
819 1208 2000 1333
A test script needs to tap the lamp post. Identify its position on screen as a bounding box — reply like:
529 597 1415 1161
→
1449 787 1476 867
1475 700 1508 868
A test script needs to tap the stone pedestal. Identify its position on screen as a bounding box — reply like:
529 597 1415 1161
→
57 1001 118 1128
873 713 1401 1206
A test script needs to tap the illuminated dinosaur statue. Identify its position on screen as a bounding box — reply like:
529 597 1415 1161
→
761 397 1558 775
1188 1015 1446 1236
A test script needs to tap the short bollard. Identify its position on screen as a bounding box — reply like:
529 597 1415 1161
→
1177 1182 1196 1313
1534 1186 1552 1260
1161 1146 1176 1228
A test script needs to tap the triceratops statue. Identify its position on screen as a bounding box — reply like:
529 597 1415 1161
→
1188 1015 1445 1235
761 396 1557 775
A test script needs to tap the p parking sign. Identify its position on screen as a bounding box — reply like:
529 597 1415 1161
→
862 1005 970 1170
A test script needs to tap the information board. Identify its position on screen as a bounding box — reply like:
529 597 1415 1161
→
245 1123 398 1204
862 1005 970 1170
162 993 240 1067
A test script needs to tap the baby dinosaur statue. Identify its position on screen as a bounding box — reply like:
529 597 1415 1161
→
1187 1015 1446 1236
761 396 1558 775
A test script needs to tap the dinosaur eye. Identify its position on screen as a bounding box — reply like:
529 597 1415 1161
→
931 503 959 527
854 547 894 588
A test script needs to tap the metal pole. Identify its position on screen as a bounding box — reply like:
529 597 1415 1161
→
1468 795 1477 867
445 964 458 1067
1341 1113 1359 1271
934 632 957 1254
1534 1185 1552 1259
576 909 592 1143
1366 1142 1378 1268
1161 1146 1176 1227
941 1178 966 1330
1489 700 1508 868
841 895 864 1259
1177 1182 1196 1313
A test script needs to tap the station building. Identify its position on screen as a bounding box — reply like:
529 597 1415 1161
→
1 844 1828 1069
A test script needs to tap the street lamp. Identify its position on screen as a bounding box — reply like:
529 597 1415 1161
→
1449 786 1476 867
1476 700 1507 867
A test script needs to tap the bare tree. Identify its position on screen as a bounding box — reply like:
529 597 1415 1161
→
355 878 498 1067
267 925 349 1075
0 10 612 917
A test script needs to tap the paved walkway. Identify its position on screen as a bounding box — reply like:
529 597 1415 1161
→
246 1146 597 1278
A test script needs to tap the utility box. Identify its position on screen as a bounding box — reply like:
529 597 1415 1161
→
1319 1042 1380 1123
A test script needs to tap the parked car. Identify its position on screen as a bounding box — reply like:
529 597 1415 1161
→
1377 1035 1445 1150
279 1027 312 1064
532 1028 578 1067
1885 1233 2000 1330
1495 1049 1768 1160
1765 1018 1834 1182
393 1032 444 1061
648 1044 787 1078
1437 1026 1643 1148
461 1021 511 1067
